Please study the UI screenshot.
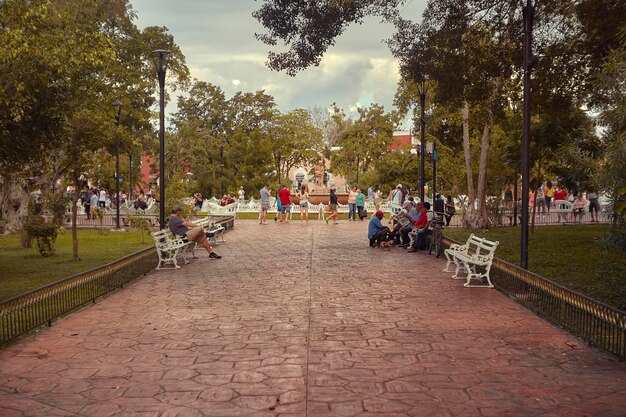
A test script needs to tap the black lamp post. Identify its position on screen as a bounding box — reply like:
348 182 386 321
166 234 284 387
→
520 1 536 269
151 49 171 230
434 119 447 202
113 98 123 229
418 78 428 203
128 154 133 203
219 143 224 196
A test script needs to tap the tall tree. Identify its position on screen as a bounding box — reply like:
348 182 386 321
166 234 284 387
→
0 0 189 261
331 104 398 187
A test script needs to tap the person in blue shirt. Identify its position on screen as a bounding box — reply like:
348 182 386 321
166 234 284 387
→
368 210 389 247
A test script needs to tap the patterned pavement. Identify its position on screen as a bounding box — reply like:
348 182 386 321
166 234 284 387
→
0 219 624 417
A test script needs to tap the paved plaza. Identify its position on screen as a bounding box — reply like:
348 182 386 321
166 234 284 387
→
0 219 624 417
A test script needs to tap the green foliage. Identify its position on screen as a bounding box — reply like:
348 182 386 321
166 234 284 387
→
331 104 398 185
24 218 58 257
0 229 154 301
374 146 418 193
45 193 70 226
0 0 190 260
599 227 626 252
127 215 152 244
444 225 626 311
164 173 194 220
91 207 106 235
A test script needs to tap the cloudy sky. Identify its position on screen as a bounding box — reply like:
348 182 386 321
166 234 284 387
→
130 0 426 126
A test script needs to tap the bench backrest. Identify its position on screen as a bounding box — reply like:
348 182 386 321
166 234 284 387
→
466 235 499 258
553 200 572 210
151 230 170 247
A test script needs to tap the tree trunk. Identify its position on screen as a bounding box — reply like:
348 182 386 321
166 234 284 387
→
475 80 500 229
461 100 474 203
0 173 31 234
475 121 492 229
71 171 80 261
474 77 502 229
461 100 480 227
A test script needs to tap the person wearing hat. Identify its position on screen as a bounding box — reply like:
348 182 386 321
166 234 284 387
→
368 210 390 247
408 202 433 252
324 187 339 224
169 205 222 259
398 201 422 247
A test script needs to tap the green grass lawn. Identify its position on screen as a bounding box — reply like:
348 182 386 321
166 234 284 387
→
444 225 626 311
0 229 153 301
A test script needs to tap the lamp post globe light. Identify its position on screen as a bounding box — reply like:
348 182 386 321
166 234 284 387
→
113 98 123 229
151 49 171 230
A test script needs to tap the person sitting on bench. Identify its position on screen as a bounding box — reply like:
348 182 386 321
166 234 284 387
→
408 202 433 252
368 210 390 247
168 205 222 259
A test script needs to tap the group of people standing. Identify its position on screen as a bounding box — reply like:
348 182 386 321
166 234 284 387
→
81 187 109 220
504 180 602 223
259 183 302 225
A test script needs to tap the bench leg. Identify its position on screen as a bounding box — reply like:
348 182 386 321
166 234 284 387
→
463 264 494 288
452 257 467 280
155 249 182 270
443 251 455 272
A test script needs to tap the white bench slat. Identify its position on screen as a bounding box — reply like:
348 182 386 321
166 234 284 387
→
151 229 194 270
443 234 499 288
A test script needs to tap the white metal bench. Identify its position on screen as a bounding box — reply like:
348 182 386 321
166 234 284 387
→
552 199 572 223
151 230 194 270
195 217 226 244
444 234 499 288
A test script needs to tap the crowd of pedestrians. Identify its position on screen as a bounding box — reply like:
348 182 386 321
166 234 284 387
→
79 186 154 220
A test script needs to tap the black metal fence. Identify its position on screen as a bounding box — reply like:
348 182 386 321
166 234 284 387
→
443 237 626 360
0 215 235 347
0 248 157 347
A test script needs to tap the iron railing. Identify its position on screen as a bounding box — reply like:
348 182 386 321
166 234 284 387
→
443 237 626 360
0 248 157 346
0 215 234 347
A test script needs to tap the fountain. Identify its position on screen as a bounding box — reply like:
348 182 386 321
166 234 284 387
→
290 164 348 204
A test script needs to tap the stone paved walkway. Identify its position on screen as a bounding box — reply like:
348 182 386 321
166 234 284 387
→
0 219 624 417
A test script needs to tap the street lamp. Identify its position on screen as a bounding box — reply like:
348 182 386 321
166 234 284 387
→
113 98 123 229
520 0 537 269
151 49 171 230
219 143 224 196
128 153 133 203
434 119 447 202
417 77 428 203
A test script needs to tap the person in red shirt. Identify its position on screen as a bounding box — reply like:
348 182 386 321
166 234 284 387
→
554 187 567 202
407 204 431 252
553 187 568 223
277 185 292 222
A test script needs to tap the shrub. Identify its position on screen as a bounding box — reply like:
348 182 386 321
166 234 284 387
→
91 207 107 235
127 215 152 243
24 218 58 257
46 193 70 225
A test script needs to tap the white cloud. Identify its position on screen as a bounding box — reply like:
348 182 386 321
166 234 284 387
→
131 0 428 119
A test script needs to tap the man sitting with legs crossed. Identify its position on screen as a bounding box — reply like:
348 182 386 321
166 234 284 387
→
169 205 222 259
